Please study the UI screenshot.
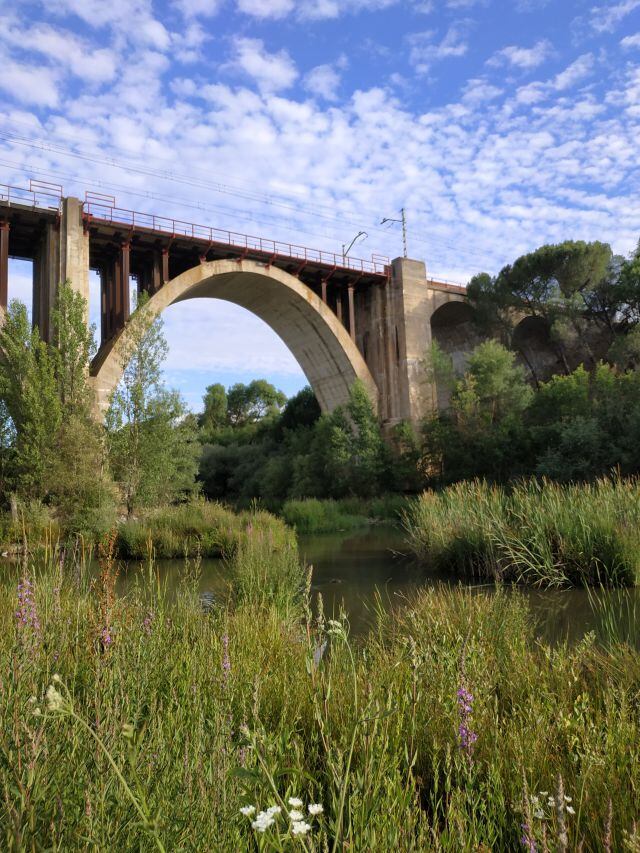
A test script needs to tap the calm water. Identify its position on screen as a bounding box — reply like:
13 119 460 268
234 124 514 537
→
114 526 639 646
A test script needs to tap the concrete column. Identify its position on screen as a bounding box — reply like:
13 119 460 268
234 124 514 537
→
348 285 356 342
161 247 169 284
336 289 343 324
389 257 434 424
120 242 130 325
0 221 9 310
32 222 60 340
58 197 90 319
321 279 327 304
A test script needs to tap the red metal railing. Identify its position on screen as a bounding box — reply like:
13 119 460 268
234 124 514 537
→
0 181 464 288
83 199 391 276
0 181 62 212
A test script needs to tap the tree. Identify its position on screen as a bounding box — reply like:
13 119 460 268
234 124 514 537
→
226 379 286 426
106 298 199 514
0 283 115 535
200 383 227 435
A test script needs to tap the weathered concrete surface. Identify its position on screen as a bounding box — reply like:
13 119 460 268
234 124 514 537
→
90 259 378 416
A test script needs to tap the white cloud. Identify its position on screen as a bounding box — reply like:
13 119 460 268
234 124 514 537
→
173 0 223 17
237 0 295 18
462 78 503 103
553 53 594 90
0 57 59 107
408 21 472 74
47 0 171 49
588 0 640 33
304 64 342 101
488 39 552 70
621 33 640 49
230 38 298 93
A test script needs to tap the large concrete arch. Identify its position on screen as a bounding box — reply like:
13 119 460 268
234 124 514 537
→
90 258 378 416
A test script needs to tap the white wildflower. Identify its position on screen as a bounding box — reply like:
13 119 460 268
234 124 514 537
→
291 821 311 836
566 805 575 815
252 811 275 832
534 809 545 819
289 809 304 821
564 796 572 803
33 707 41 716
45 684 65 713
266 805 282 816
52 673 61 683
308 803 324 815
288 797 303 808
539 791 548 797
240 805 256 817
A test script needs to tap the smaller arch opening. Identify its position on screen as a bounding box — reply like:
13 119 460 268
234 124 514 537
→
430 299 483 409
512 315 562 383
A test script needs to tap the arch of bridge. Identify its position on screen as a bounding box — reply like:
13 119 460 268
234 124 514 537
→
90 258 378 416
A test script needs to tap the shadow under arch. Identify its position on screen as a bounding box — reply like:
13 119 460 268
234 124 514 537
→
90 258 378 417
430 299 483 409
512 315 562 384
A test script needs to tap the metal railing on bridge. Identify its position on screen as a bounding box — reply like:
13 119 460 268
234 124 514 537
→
0 180 63 212
82 196 390 277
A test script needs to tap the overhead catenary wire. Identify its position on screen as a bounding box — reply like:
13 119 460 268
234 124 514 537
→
0 132 503 275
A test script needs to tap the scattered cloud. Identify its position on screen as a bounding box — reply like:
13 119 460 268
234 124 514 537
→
408 20 473 74
588 0 640 34
553 53 594 90
304 64 342 101
488 39 553 70
229 38 298 93
621 32 640 49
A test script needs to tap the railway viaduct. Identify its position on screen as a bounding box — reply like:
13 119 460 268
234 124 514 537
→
0 182 471 427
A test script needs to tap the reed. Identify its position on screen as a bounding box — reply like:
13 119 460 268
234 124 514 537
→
404 476 640 587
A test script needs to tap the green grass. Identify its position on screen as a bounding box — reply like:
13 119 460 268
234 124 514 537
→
116 499 292 559
281 495 410 533
1 534 639 850
404 476 640 587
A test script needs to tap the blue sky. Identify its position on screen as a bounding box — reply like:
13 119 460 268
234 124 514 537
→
1 0 639 408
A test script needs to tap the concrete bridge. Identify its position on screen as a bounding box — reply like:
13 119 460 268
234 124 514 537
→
0 182 470 426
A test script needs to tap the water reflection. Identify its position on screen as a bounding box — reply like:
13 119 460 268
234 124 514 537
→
4 526 638 646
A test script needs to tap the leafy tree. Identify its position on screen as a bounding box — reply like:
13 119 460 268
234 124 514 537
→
226 379 286 426
0 299 61 498
106 298 199 514
200 383 227 435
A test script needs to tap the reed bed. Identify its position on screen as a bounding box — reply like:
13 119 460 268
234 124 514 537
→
404 477 640 587
281 495 409 534
116 500 291 559
1 533 639 850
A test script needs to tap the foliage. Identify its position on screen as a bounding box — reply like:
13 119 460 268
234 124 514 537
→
1 549 639 849
116 499 291 559
226 379 286 427
404 476 640 587
0 284 115 537
199 382 227 434
106 297 199 514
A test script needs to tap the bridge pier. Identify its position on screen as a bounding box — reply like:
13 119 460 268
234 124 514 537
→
0 221 9 311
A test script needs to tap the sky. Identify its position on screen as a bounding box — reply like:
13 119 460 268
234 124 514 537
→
1 0 639 408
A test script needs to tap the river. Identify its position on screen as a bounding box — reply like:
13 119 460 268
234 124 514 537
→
118 525 639 647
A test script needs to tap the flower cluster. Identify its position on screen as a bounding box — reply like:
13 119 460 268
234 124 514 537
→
239 797 323 838
456 685 478 757
15 576 41 639
520 788 576 850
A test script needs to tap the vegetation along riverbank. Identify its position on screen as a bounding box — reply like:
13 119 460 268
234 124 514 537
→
3 530 640 850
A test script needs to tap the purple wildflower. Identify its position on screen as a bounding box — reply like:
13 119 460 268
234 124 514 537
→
100 626 113 648
142 609 155 635
521 821 537 851
456 685 478 757
15 576 41 640
222 634 231 685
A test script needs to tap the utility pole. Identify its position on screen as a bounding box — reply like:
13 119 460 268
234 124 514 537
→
380 208 408 258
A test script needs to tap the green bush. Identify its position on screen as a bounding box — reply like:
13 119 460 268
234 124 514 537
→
404 477 640 586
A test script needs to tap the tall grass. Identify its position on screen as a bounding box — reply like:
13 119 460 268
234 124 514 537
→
404 477 640 587
116 499 291 559
1 538 639 849
281 495 409 533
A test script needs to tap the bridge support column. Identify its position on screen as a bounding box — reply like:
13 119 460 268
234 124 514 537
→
58 197 90 320
32 223 59 341
0 221 9 311
348 285 356 342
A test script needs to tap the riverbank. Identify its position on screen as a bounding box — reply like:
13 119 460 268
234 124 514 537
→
2 534 638 850
404 476 640 587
